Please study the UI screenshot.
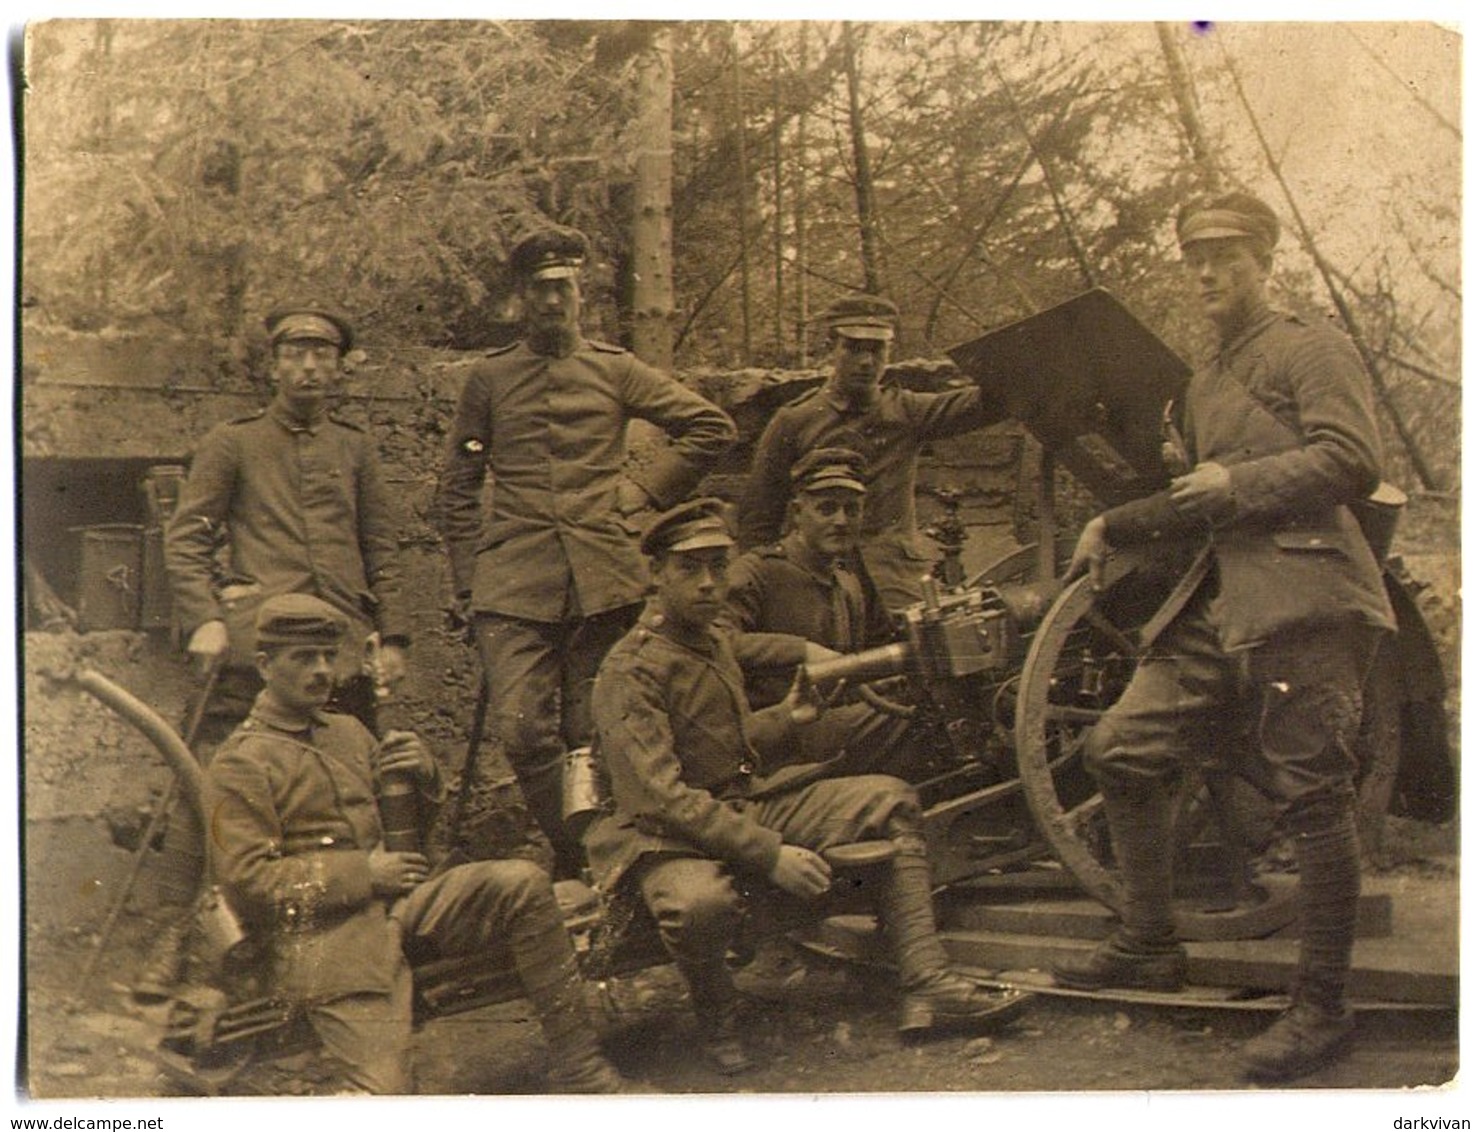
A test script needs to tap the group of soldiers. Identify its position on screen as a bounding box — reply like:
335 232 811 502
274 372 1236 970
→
142 189 1395 1094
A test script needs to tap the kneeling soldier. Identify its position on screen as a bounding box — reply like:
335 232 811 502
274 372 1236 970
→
205 594 623 1094
584 499 1029 1075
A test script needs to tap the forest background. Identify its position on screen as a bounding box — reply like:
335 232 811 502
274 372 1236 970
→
17 19 1463 499
5 14 1468 1124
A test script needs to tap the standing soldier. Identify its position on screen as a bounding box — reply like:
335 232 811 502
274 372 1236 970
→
434 225 736 879
143 303 412 1000
738 295 1003 640
1052 192 1396 1083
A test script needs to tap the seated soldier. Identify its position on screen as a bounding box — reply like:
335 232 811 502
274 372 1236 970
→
204 593 623 1095
721 447 928 783
584 498 1029 1076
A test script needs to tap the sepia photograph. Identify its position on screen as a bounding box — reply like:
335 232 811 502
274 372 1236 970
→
10 13 1463 1118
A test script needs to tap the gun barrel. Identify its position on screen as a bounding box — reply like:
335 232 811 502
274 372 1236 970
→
806 642 911 687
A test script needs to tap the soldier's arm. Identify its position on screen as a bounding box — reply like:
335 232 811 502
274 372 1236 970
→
737 412 795 549
1219 330 1384 521
618 355 738 509
593 656 783 875
163 426 237 638
354 432 411 646
433 369 493 601
206 741 377 928
905 382 1007 441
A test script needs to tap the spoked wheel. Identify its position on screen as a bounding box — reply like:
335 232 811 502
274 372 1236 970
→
1014 573 1300 941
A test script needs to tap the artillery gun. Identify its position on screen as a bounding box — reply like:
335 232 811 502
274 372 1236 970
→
75 290 1453 1092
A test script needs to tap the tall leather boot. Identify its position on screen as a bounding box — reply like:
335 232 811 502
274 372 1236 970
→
1052 784 1187 991
507 890 624 1094
1243 798 1361 1082
880 832 1031 1039
132 805 205 1003
676 958 755 1075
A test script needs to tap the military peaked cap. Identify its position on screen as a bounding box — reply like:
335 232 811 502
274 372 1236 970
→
1176 192 1281 253
509 225 590 281
791 447 867 495
254 593 349 649
641 497 736 558
823 294 898 341
264 304 355 353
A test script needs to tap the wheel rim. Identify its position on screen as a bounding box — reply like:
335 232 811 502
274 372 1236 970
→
1014 573 1300 941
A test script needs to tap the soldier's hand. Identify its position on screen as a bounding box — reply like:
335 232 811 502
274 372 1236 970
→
1170 461 1233 522
370 847 429 897
186 619 230 674
377 730 434 782
768 845 833 900
783 664 837 726
1064 515 1111 592
615 479 650 517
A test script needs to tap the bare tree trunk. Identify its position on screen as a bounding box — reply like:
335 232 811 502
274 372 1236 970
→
771 40 786 363
732 24 754 364
992 61 1096 290
1156 22 1221 194
842 21 884 294
794 23 811 366
631 27 675 369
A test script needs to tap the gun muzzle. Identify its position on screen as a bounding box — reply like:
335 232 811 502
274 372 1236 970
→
805 642 911 688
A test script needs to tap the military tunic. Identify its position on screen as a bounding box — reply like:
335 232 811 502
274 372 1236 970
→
165 400 409 675
721 534 922 781
738 381 1001 617
206 694 578 1093
584 604 917 895
1089 309 1395 812
435 338 736 621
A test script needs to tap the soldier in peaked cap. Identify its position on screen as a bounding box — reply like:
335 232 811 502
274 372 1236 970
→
1055 190 1394 1084
151 302 411 1003
739 293 1005 641
434 224 736 879
723 448 930 785
205 596 625 1095
584 495 1030 1075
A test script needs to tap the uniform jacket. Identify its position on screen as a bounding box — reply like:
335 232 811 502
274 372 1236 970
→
721 532 868 708
205 694 442 1002
584 605 816 892
1102 309 1395 650
737 381 1001 609
434 338 736 623
164 401 409 671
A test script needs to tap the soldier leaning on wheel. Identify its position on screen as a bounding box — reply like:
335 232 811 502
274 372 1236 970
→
1053 191 1396 1084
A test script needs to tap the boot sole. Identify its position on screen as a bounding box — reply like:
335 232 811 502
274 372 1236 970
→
1242 1030 1355 1083
898 991 1032 1041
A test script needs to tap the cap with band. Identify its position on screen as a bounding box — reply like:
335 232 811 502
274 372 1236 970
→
264 305 354 352
1176 193 1281 253
509 225 590 281
822 294 898 342
641 497 736 558
254 593 350 649
791 447 867 495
